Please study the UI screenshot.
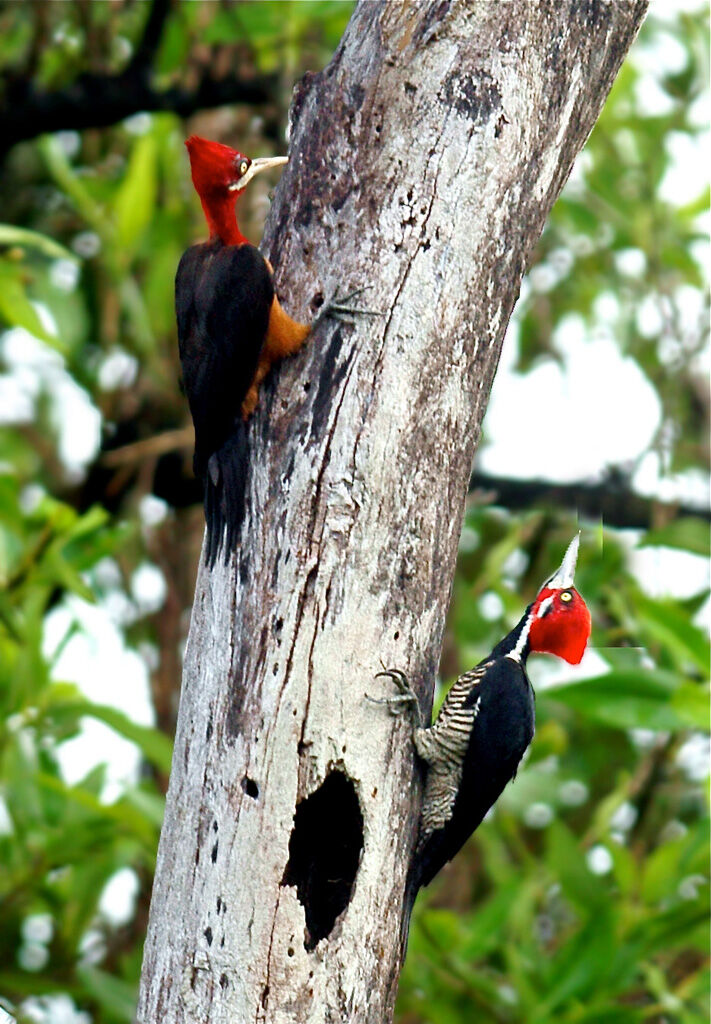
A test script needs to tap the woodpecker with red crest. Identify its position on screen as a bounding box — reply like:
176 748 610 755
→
371 534 591 913
176 136 310 565
177 136 369 566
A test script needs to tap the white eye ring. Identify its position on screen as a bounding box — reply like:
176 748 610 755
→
239 160 249 175
560 591 573 603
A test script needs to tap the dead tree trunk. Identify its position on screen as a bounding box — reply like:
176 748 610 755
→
137 2 647 1021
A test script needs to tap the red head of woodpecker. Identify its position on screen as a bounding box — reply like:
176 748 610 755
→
185 135 287 245
528 534 591 664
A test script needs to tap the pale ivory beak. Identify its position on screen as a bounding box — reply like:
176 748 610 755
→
543 533 580 590
229 156 288 192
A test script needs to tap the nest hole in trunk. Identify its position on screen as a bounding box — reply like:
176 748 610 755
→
282 769 364 951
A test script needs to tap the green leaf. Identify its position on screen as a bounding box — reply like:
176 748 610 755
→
0 224 78 262
671 682 710 729
85 705 173 774
124 787 165 830
46 692 173 774
640 518 710 557
77 964 137 1022
545 820 608 911
114 135 158 253
635 593 710 674
642 827 710 905
0 260 64 350
543 669 699 732
459 882 523 958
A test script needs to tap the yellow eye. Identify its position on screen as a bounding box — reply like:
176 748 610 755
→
560 591 573 603
239 160 249 176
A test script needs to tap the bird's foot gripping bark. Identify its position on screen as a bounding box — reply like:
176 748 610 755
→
366 668 423 728
318 286 384 326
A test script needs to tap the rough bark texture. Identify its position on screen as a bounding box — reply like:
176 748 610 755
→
137 2 647 1021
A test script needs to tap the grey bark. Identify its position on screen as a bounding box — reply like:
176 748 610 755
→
137 2 647 1022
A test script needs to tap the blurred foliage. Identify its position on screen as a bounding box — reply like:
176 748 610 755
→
399 515 709 1024
0 2 708 1024
511 7 709 478
0 0 348 86
0 478 165 1023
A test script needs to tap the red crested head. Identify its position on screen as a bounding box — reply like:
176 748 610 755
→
527 535 591 664
185 136 250 199
184 136 287 244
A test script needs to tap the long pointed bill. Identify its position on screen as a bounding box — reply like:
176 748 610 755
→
542 533 580 590
229 156 288 192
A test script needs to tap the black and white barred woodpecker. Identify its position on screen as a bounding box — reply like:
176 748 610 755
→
372 535 591 910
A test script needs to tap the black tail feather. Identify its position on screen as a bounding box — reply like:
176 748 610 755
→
399 856 422 959
203 421 250 568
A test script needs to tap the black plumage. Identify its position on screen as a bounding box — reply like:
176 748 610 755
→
411 654 535 893
175 239 274 565
374 536 590 955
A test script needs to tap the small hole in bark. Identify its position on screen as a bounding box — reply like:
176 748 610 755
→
288 946 295 957
220 973 228 989
311 292 324 311
242 776 259 799
212 821 218 832
204 927 213 946
261 985 269 1009
273 662 279 675
206 717 213 741
394 630 399 640
281 770 364 952
211 841 218 863
303 381 311 392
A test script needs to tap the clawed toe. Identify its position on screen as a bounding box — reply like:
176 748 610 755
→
369 666 422 726
375 667 411 694
321 285 384 323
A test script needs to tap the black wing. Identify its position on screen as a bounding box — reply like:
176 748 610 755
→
175 240 274 564
414 656 535 890
176 240 274 477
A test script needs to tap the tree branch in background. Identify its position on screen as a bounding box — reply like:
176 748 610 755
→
0 0 279 158
82 425 711 532
469 469 711 529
